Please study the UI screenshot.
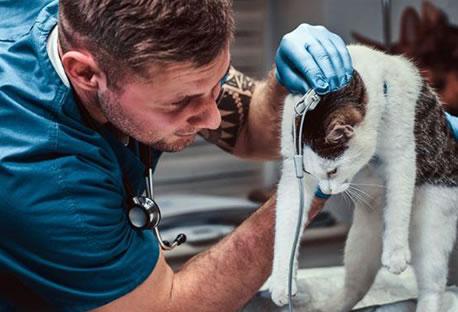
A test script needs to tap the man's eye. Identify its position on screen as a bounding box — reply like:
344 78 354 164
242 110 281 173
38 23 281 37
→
172 97 191 108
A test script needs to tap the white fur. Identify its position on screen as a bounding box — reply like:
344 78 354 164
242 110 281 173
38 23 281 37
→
269 45 458 312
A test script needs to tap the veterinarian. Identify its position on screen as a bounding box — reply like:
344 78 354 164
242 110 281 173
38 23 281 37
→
1 1 457 311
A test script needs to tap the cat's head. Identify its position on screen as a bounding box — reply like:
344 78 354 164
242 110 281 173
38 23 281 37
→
296 71 375 194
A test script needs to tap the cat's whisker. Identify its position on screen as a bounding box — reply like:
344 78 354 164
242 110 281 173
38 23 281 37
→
346 188 362 205
342 191 352 208
349 185 372 200
351 183 385 189
348 184 371 199
344 189 357 207
349 184 381 207
347 190 369 211
341 191 352 210
351 192 373 211
347 186 374 210
355 192 373 210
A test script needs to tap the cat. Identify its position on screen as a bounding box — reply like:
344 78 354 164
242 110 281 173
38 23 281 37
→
268 44 458 312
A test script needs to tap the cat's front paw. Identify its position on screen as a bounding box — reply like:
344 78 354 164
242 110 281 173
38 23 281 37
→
268 273 297 306
382 244 411 275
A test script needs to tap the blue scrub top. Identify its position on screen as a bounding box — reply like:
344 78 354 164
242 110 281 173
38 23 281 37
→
0 1 160 310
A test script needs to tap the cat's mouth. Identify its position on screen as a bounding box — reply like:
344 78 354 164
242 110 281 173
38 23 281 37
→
319 180 350 195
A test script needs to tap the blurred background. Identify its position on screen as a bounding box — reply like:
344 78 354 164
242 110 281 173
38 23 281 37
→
153 0 458 272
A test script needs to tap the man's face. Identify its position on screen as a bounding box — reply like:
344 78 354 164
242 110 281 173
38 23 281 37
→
97 48 231 152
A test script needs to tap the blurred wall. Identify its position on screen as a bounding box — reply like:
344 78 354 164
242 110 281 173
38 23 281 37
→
270 0 458 50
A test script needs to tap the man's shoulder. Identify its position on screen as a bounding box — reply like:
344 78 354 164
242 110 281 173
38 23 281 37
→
0 0 65 122
0 0 104 165
0 0 56 42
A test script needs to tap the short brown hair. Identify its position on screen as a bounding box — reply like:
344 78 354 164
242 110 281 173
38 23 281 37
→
58 0 234 88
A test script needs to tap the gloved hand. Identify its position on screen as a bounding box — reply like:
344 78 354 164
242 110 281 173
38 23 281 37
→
275 23 353 95
445 112 458 140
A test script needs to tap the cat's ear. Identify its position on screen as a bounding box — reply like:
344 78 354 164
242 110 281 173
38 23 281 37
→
422 1 448 29
325 123 354 145
399 7 421 47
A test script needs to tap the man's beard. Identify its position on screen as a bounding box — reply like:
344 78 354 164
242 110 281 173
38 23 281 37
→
152 135 197 152
97 90 196 152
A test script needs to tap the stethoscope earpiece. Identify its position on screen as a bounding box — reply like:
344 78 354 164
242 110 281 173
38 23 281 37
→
292 90 321 178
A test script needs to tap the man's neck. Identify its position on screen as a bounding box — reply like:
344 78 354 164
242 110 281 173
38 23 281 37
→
57 35 130 145
72 86 108 126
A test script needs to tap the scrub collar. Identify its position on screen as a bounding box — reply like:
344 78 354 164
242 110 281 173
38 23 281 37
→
46 25 70 88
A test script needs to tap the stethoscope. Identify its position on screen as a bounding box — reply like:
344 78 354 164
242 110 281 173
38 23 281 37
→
288 89 321 312
126 145 187 251
124 70 232 250
78 103 186 251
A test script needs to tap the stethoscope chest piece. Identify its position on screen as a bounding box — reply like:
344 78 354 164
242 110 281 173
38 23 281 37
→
129 196 161 230
127 163 187 251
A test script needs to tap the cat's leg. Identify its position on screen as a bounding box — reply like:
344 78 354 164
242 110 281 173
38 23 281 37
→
380 144 416 275
314 170 385 312
411 186 458 312
269 158 316 306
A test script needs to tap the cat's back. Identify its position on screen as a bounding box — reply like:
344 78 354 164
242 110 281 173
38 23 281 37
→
348 45 457 186
346 45 423 156
347 44 423 103
413 80 457 186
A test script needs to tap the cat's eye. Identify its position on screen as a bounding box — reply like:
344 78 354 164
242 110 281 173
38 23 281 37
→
327 168 338 177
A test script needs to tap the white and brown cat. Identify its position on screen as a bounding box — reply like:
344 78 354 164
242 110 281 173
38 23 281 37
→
269 44 458 312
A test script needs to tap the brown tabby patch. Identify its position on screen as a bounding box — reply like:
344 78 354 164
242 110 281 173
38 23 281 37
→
298 71 368 159
415 82 458 186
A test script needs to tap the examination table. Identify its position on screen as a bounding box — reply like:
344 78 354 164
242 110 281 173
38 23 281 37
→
243 266 458 311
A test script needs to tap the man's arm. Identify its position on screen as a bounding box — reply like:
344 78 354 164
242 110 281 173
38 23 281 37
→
95 195 275 312
200 67 288 160
95 196 326 312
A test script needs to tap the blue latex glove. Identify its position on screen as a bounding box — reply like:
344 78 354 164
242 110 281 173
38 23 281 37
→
446 112 458 140
275 24 353 95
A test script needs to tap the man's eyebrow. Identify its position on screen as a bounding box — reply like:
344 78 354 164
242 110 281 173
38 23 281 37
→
175 63 232 102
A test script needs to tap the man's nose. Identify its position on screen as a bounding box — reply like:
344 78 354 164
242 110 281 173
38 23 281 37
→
187 98 222 130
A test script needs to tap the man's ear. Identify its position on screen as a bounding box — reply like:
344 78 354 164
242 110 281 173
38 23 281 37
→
61 51 107 92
